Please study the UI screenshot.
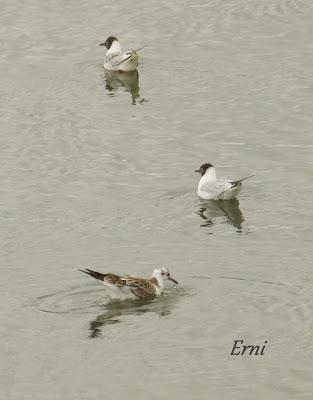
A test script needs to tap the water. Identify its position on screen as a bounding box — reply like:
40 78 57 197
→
1 0 313 399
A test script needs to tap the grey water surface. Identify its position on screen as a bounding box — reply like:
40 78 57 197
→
1 0 313 399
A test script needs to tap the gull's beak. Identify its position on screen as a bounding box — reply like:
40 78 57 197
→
99 42 106 46
169 277 178 285
195 169 200 173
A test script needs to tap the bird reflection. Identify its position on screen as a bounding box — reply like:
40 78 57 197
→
197 198 244 233
88 290 180 338
104 69 141 104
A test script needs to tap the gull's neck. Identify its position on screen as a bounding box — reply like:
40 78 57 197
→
202 166 217 181
107 40 121 54
151 270 164 291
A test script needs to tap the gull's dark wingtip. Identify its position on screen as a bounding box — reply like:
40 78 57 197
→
79 268 105 281
79 268 89 275
230 174 255 187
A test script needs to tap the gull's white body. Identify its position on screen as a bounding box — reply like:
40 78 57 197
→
101 281 138 300
104 40 138 72
197 166 243 200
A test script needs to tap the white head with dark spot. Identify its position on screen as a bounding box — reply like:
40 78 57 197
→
152 267 178 289
195 163 216 181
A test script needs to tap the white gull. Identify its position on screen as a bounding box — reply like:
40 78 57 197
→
195 163 253 200
99 36 139 72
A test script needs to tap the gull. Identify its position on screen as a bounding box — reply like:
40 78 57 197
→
195 163 253 200
99 36 139 72
79 267 178 300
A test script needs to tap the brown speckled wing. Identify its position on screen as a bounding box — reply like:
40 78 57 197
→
103 273 127 287
124 277 156 298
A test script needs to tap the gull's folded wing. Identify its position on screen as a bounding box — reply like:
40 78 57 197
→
106 52 135 68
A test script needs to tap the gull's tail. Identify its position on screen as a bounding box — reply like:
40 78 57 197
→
230 175 254 187
79 268 105 281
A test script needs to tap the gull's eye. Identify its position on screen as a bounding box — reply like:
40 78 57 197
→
167 273 170 276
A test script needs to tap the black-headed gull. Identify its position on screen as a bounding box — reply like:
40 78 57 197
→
99 36 139 72
195 163 253 200
79 267 178 299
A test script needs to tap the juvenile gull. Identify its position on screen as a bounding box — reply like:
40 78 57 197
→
79 267 178 300
99 36 139 72
195 163 253 200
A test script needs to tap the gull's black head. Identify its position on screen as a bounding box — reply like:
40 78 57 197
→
195 163 214 176
99 36 118 49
